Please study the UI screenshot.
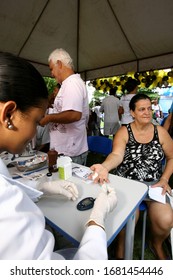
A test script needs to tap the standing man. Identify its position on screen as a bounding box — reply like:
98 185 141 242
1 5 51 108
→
40 48 89 165
100 87 120 138
119 78 138 125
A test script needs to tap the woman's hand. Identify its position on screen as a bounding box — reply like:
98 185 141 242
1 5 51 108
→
151 177 172 196
89 164 109 184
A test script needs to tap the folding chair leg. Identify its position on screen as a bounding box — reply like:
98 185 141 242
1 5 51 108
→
141 209 147 260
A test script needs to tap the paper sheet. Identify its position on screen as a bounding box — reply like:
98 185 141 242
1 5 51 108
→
148 186 166 204
72 167 93 184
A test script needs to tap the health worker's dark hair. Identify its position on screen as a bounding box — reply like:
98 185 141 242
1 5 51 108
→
0 52 48 112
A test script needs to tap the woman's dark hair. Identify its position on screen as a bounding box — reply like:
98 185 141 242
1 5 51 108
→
124 78 138 93
129 93 151 111
0 52 48 112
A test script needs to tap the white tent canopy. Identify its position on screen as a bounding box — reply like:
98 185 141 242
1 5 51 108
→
0 0 173 80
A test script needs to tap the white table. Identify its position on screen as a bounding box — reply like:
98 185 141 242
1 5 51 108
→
2 153 148 259
36 165 148 260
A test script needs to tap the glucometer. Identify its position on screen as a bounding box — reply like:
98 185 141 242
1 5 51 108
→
77 197 95 211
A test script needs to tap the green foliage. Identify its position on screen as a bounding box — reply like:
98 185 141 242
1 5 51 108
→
43 77 57 95
138 87 159 100
89 90 108 108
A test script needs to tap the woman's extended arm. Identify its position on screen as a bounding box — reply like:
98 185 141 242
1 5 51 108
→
89 126 128 184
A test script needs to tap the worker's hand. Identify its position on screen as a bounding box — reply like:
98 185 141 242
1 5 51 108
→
37 180 79 201
86 184 117 229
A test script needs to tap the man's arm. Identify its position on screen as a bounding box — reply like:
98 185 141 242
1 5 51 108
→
39 110 82 126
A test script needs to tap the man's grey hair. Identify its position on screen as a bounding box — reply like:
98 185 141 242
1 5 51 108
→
48 48 74 69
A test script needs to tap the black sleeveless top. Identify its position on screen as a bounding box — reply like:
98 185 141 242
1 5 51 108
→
116 124 164 182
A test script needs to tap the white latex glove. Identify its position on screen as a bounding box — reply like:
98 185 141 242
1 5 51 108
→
86 183 117 229
37 180 79 201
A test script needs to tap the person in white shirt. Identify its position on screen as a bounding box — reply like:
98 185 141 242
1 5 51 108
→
152 98 164 124
0 52 117 260
100 88 120 137
31 124 50 153
119 79 138 125
40 48 89 165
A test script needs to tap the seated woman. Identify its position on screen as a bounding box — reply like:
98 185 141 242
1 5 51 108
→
89 93 173 260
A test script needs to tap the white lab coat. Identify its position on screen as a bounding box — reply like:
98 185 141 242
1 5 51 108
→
0 158 107 260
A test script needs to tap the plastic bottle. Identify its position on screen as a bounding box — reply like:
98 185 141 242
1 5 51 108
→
47 148 58 173
57 156 72 179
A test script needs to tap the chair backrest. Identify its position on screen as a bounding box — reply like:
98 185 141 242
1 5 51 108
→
139 201 147 211
87 136 113 156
